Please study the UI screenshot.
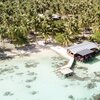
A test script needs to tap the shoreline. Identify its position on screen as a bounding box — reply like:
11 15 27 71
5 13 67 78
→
37 40 74 68
1 40 74 69
50 46 74 69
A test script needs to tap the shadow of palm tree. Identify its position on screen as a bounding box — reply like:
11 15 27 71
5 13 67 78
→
0 53 14 60
15 44 41 53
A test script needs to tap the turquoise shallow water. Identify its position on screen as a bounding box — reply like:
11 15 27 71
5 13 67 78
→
0 48 100 100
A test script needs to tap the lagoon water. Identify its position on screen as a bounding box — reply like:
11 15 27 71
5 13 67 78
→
0 47 100 100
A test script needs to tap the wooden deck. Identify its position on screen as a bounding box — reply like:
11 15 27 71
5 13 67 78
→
57 68 73 77
50 46 74 77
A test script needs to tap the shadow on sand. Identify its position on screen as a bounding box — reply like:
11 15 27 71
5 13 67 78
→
15 44 41 53
0 53 14 60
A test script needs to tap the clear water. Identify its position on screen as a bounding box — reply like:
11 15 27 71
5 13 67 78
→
0 48 100 100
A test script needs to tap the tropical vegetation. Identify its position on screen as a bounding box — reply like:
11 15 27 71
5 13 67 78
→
0 0 100 47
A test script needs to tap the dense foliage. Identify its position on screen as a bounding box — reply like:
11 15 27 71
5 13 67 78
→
0 0 100 46
92 32 100 42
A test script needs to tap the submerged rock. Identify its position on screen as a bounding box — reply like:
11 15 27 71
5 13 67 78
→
25 62 39 68
14 66 19 69
0 68 14 74
92 94 100 100
64 85 68 87
26 79 34 82
25 77 36 82
85 82 96 89
52 56 65 60
68 95 75 100
94 72 100 77
25 63 35 68
69 74 90 81
82 97 87 100
26 85 31 88
31 91 37 95
0 79 3 81
77 67 88 71
16 72 24 75
91 79 100 82
3 91 14 96
27 72 35 76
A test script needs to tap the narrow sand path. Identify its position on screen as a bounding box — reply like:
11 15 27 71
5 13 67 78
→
37 40 74 69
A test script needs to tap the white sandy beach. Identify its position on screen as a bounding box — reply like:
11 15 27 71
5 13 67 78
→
2 40 74 70
37 40 74 69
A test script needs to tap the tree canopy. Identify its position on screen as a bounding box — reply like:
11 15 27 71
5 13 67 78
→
0 0 100 46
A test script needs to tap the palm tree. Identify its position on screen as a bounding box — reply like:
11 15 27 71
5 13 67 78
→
0 0 99 48
41 19 50 43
